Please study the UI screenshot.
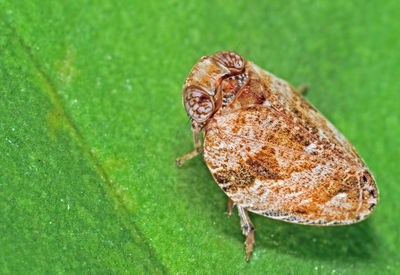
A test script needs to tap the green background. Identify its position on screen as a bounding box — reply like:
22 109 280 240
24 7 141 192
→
1 0 399 274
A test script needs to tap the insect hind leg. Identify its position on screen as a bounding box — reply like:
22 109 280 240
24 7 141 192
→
226 198 234 216
296 84 308 95
237 206 255 261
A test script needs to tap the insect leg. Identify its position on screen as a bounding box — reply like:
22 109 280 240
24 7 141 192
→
296 84 308 95
237 206 255 261
176 122 202 167
226 198 234 216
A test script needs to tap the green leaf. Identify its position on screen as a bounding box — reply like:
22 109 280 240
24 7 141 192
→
1 0 399 273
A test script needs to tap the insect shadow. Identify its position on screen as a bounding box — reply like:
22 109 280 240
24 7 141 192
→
176 154 379 264
251 213 378 263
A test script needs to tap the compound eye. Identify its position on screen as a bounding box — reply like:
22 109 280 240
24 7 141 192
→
184 87 214 122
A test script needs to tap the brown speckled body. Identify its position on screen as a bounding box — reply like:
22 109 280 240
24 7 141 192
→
178 51 378 260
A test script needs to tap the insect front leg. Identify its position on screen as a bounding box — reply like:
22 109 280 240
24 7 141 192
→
176 122 202 167
237 206 255 262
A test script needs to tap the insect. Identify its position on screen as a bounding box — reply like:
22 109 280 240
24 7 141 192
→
176 51 378 261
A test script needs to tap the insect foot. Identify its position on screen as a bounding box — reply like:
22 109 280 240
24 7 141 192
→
226 198 234 216
238 206 255 261
178 51 379 261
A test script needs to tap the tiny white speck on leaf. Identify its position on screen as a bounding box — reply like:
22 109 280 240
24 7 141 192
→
125 79 132 91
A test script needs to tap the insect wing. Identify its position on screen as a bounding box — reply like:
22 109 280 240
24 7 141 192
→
203 63 378 225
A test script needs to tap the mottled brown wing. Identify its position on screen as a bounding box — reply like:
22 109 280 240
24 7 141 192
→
203 62 378 225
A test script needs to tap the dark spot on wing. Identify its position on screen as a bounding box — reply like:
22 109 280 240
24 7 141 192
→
235 166 256 187
292 133 311 147
222 184 238 193
213 166 255 192
255 94 266 104
245 158 281 180
214 170 238 194
369 203 376 210
214 171 232 184
369 189 376 198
